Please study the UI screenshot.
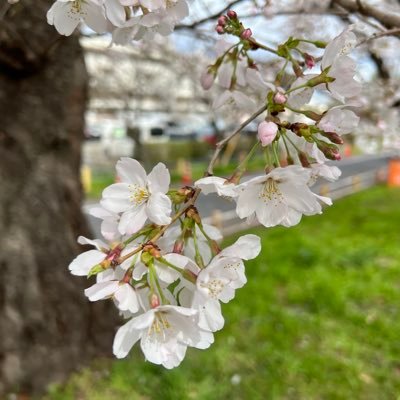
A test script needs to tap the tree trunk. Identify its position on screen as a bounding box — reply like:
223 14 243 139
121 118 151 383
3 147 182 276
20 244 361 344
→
0 1 118 395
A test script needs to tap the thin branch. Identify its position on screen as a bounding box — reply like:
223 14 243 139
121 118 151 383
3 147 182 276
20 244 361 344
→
206 103 268 175
333 0 400 29
176 0 245 30
357 27 400 46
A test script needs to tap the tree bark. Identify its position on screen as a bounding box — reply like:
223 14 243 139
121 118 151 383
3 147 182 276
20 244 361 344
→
0 1 118 395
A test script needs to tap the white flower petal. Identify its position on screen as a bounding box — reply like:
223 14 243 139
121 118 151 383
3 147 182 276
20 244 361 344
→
116 158 147 186
68 250 105 276
219 234 261 260
118 206 148 235
113 318 142 359
147 162 170 194
115 284 140 313
146 192 172 225
85 281 119 301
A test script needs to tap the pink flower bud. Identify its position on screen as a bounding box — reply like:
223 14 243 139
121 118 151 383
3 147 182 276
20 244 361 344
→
217 15 227 26
173 239 184 254
227 10 237 19
200 69 215 90
150 293 160 309
257 121 278 147
273 91 287 104
216 25 224 34
304 53 315 69
240 28 252 40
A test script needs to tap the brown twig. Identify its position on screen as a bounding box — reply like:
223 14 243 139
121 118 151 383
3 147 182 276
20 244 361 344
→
333 0 400 29
357 28 400 46
206 103 269 175
175 0 244 30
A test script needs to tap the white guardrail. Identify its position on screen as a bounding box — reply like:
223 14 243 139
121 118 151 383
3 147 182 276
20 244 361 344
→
203 166 389 236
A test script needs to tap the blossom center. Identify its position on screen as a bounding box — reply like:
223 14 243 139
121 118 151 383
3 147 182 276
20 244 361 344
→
201 279 224 299
128 184 149 206
259 178 283 204
71 0 83 13
148 312 172 341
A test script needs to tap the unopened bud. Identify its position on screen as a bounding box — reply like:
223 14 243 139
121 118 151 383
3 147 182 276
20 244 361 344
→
321 131 344 145
302 110 321 121
173 239 184 254
298 151 311 167
307 73 335 87
227 10 237 19
186 206 201 225
150 293 160 309
313 40 327 48
216 25 224 34
286 155 294 165
122 270 132 283
210 240 221 255
240 28 252 40
149 247 161 259
273 91 287 105
304 53 315 69
290 122 309 137
217 15 227 26
200 69 215 90
257 121 278 147
141 251 153 265
316 141 341 161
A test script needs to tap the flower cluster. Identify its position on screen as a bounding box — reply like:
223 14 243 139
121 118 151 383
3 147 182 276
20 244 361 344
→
196 23 362 228
70 157 261 367
61 9 364 368
47 0 189 42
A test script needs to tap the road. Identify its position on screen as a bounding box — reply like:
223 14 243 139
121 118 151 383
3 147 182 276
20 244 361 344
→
84 153 392 237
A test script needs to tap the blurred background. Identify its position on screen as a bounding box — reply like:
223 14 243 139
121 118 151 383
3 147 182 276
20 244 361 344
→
1 0 400 399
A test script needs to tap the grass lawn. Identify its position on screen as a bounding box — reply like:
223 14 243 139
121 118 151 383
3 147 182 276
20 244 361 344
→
46 186 400 400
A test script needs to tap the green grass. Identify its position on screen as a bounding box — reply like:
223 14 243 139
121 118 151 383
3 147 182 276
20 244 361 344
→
46 186 400 399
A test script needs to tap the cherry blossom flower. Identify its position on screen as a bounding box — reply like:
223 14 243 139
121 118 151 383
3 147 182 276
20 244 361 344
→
200 69 215 90
113 305 213 368
321 28 361 102
322 27 357 68
68 236 134 276
85 278 140 314
47 0 108 36
101 158 172 235
88 205 120 241
196 234 261 300
125 0 189 41
318 105 360 135
235 166 329 228
325 56 362 102
175 235 261 332
142 1 188 35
